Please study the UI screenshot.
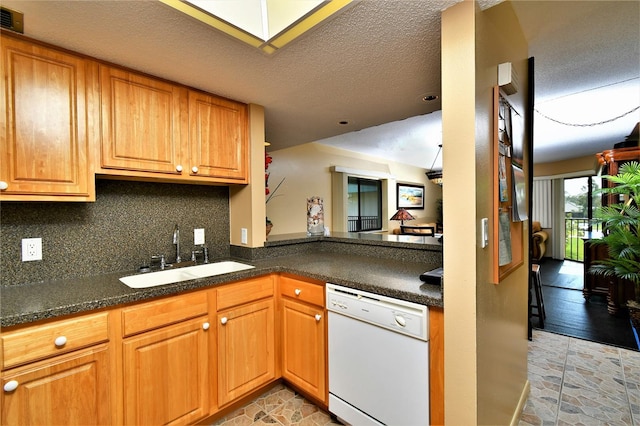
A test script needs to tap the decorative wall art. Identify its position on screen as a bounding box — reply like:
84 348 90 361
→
397 183 425 209
492 87 525 284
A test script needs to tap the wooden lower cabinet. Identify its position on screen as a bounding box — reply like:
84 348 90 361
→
217 298 276 406
122 315 210 425
281 297 326 402
1 345 111 425
429 307 444 426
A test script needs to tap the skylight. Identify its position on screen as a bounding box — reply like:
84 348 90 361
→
160 0 353 54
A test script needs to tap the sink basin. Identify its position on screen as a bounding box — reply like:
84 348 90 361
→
119 261 255 288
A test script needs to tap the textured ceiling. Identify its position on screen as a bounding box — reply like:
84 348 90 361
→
2 0 638 168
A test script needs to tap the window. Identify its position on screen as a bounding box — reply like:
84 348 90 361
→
347 177 382 232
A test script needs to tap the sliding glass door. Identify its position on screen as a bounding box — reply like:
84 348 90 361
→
564 176 601 261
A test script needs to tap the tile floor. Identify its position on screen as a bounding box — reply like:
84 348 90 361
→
211 330 640 426
520 329 640 425
211 384 340 426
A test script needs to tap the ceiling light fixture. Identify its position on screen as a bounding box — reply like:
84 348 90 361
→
426 144 443 186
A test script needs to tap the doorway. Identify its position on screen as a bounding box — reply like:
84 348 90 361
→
532 175 637 350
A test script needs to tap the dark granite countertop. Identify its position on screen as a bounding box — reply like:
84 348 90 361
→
265 231 443 248
1 252 443 328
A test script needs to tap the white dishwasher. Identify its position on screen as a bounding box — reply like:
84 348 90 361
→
326 283 429 426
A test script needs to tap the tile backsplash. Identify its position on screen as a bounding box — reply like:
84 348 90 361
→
1 180 230 286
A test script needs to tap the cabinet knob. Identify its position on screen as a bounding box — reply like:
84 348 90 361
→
220 317 228 325
315 314 322 322
176 165 183 172
0 181 7 191
3 380 18 392
191 166 199 174
294 289 302 296
202 322 210 330
54 336 67 347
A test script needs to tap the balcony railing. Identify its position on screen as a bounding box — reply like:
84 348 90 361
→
347 215 381 232
565 218 602 261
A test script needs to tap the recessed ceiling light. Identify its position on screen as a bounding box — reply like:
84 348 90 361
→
338 120 351 125
422 95 439 102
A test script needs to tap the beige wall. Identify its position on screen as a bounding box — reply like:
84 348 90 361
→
229 104 267 247
265 142 441 235
534 154 599 178
442 1 530 424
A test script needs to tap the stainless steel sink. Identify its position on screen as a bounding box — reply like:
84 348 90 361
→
119 261 255 288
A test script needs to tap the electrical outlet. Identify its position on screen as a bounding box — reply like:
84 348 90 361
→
241 228 248 245
194 228 205 245
22 238 42 261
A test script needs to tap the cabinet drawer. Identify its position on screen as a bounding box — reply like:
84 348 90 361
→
121 291 209 337
1 312 109 369
217 276 274 311
280 276 325 307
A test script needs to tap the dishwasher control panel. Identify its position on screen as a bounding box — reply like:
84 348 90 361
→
326 283 428 340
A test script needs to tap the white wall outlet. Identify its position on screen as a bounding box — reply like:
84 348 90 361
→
194 228 205 245
22 237 42 261
241 228 248 245
480 218 489 249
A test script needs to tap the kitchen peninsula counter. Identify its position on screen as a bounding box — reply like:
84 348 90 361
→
1 248 443 328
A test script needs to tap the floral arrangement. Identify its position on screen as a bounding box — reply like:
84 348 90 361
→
265 151 285 204
265 151 285 228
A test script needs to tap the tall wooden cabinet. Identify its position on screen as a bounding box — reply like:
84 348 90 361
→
585 145 640 315
0 34 95 201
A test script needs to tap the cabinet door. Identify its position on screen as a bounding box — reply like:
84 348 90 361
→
188 91 248 182
1 345 111 425
281 298 326 402
100 65 186 175
0 36 94 201
122 316 210 425
217 298 275 406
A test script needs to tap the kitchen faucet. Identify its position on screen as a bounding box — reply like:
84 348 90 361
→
173 224 181 263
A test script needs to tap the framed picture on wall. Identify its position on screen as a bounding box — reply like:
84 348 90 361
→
397 183 424 209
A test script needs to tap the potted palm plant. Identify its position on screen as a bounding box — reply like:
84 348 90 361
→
588 161 640 328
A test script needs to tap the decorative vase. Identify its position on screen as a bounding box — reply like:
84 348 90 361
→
307 196 325 236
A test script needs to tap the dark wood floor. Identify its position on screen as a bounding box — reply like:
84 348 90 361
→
533 259 639 351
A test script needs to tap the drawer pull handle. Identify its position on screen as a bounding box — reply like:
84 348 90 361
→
0 181 8 191
192 166 199 174
220 317 228 325
176 165 183 172
202 322 210 330
294 289 302 296
315 314 322 322
4 380 18 392
54 336 67 347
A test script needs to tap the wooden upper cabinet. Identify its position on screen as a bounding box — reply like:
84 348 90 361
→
99 65 187 175
98 65 249 184
0 34 95 201
188 91 248 182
